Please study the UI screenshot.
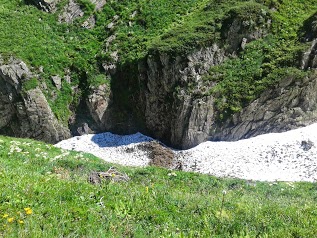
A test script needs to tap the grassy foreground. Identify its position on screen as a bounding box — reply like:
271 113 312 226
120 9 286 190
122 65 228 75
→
0 136 317 237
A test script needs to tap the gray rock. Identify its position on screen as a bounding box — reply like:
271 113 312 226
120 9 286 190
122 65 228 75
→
86 83 111 130
301 39 317 70
301 140 314 151
211 74 317 141
137 46 225 148
0 57 70 143
77 122 92 135
82 15 96 29
59 0 84 24
28 0 59 12
51 75 62 90
89 0 106 11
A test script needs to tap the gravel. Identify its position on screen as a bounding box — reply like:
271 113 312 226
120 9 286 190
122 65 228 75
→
55 124 317 182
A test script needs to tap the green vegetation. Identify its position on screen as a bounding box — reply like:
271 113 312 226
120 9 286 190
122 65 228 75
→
21 78 39 92
0 135 316 237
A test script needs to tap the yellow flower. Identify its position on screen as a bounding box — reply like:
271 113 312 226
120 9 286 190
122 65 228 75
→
145 186 149 193
24 207 32 215
18 220 24 224
7 217 14 223
2 214 9 218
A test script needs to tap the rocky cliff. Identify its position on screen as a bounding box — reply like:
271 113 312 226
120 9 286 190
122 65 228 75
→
115 5 272 149
0 57 70 143
108 7 317 149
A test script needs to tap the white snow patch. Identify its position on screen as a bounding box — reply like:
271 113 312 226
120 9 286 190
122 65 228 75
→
55 124 317 182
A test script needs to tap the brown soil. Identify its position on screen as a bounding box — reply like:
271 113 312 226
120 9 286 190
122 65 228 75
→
137 141 182 170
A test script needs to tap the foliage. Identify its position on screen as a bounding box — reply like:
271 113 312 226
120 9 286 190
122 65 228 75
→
49 82 73 124
88 74 110 87
22 78 39 91
0 135 317 237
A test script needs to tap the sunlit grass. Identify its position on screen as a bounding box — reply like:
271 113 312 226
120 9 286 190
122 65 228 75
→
0 135 317 237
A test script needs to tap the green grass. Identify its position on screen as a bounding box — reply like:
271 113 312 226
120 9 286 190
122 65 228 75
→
0 135 317 237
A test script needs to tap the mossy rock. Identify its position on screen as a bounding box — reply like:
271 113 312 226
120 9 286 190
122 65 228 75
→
221 2 271 51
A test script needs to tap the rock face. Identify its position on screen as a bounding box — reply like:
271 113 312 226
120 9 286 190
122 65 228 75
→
86 84 112 131
301 13 317 70
90 0 106 11
135 46 224 148
0 57 70 143
136 46 317 148
221 4 271 53
27 0 59 12
212 73 317 141
59 0 84 23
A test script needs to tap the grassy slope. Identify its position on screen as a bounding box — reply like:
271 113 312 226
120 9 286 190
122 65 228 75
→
0 135 317 237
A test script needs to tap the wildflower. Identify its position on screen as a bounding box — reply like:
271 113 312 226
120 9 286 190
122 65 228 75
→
145 186 149 193
18 220 24 224
24 207 32 215
7 217 14 223
2 214 8 218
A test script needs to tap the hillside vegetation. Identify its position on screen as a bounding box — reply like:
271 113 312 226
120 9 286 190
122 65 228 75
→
0 135 317 237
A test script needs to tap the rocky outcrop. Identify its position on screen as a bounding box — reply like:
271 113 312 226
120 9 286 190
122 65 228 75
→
211 72 317 141
90 0 106 11
301 39 317 70
221 3 271 52
27 0 59 12
0 57 70 143
137 46 225 149
301 13 317 70
59 0 84 24
86 84 111 130
58 0 107 25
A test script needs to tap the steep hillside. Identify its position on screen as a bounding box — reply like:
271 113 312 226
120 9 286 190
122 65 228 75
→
1 0 317 148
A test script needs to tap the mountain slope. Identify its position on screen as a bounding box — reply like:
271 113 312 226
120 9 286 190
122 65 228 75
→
1 0 317 148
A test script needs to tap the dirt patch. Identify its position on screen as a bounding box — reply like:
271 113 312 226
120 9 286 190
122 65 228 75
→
137 141 182 170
